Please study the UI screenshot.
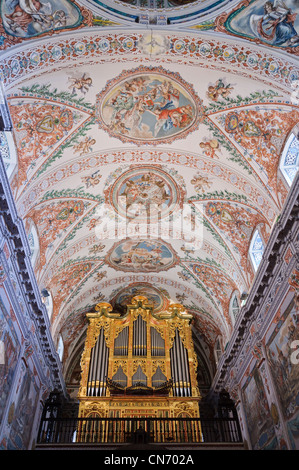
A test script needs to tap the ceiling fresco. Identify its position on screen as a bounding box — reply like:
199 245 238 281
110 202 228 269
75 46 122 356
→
1 0 82 38
0 0 298 380
96 66 204 144
218 0 299 51
104 164 185 220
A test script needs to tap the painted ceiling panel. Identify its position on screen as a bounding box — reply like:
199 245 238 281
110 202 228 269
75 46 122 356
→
1 0 298 371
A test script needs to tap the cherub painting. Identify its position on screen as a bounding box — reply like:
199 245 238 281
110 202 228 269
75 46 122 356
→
99 71 197 143
199 138 220 159
191 174 212 192
68 73 93 95
73 136 96 156
81 169 101 188
207 79 233 101
107 239 176 272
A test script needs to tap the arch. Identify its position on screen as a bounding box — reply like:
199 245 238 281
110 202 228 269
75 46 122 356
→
249 228 264 272
57 335 64 362
214 338 222 367
177 412 192 418
0 131 17 180
279 130 299 188
42 290 53 320
27 221 39 268
229 291 240 326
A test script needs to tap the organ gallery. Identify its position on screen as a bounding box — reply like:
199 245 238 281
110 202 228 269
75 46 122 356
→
77 295 201 441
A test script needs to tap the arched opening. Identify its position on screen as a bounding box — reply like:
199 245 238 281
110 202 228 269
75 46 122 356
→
214 338 222 367
249 229 264 272
0 130 17 180
229 292 240 326
279 131 299 188
57 335 64 362
27 222 39 269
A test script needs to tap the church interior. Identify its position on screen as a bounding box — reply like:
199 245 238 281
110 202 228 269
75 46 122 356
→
0 0 298 451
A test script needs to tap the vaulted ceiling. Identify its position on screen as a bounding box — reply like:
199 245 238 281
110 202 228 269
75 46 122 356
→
1 0 298 383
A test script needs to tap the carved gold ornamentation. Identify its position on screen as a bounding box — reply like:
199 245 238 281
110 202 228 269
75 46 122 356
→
112 360 128 375
152 360 166 374
78 295 201 439
114 322 129 339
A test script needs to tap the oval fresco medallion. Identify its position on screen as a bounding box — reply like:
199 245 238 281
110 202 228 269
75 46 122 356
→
106 238 179 272
96 66 203 145
111 282 170 313
104 165 185 222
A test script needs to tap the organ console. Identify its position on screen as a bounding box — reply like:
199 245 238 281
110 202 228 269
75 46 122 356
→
77 295 201 441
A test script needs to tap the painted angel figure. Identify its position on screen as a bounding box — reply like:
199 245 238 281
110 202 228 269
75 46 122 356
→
249 0 299 46
207 79 233 101
73 136 96 155
68 74 93 95
151 104 194 137
4 0 66 35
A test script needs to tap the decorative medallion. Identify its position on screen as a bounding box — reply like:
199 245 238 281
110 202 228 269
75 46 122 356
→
96 66 204 145
224 112 263 138
104 165 185 222
110 282 169 313
225 112 239 133
36 110 73 133
105 238 179 272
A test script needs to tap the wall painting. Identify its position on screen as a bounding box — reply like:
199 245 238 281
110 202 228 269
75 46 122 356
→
266 300 299 449
242 366 277 449
0 295 20 429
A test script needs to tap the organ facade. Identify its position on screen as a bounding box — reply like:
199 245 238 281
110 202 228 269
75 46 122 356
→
77 295 201 441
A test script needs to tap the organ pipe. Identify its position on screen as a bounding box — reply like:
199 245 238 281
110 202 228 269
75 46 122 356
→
170 334 178 396
170 328 191 397
152 366 167 388
132 365 147 386
133 315 146 356
112 366 127 387
178 329 187 396
151 327 165 356
79 296 201 428
114 326 129 356
87 328 109 397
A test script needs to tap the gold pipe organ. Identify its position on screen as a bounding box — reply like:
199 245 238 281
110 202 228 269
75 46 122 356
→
78 296 201 441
